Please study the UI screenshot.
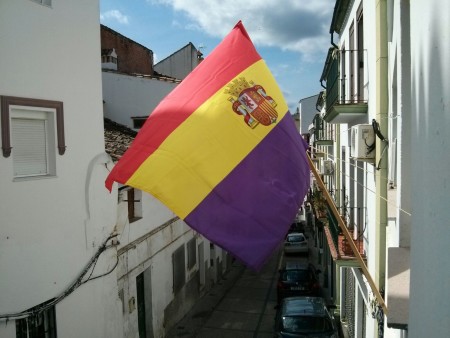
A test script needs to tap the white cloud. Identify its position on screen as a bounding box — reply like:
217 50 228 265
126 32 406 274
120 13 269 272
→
100 9 130 25
151 0 334 60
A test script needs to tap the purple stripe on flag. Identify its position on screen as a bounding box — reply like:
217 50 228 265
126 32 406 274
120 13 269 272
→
185 113 310 270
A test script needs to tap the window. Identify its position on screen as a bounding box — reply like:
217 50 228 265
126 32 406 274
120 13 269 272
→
172 245 185 294
16 300 57 338
1 96 65 178
127 188 142 222
132 117 147 129
119 187 142 222
187 238 197 269
11 111 55 177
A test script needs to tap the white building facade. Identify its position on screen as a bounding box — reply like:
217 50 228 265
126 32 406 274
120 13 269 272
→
0 2 230 338
408 1 450 337
102 71 179 131
0 1 121 337
297 94 320 135
101 26 231 338
112 188 225 338
154 43 203 80
312 0 450 337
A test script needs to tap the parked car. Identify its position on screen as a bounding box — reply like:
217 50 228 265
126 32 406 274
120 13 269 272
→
274 296 338 338
284 232 308 255
277 263 321 302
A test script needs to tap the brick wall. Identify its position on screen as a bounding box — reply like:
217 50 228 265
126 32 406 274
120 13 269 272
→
101 25 153 75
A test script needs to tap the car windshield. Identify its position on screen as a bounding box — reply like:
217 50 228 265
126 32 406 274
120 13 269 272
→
282 315 333 333
287 235 304 243
281 270 311 281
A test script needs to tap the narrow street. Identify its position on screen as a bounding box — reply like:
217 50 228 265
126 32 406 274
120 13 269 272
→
166 229 317 338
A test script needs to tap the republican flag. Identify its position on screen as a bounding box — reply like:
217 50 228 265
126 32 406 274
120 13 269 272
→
105 21 310 270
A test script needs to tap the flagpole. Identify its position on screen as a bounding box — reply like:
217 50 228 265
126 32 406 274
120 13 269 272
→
306 153 388 314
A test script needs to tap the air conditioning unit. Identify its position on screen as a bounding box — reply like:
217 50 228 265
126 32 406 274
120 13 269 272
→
321 159 334 175
351 124 375 160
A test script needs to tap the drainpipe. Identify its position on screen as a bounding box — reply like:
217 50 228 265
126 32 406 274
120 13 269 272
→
374 0 388 336
331 32 338 49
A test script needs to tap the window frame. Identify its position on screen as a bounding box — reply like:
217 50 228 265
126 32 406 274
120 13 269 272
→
11 111 55 178
119 187 143 223
172 245 186 294
187 238 197 270
127 188 142 223
1 96 65 158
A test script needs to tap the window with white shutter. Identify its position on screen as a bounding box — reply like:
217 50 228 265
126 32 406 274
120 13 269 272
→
9 108 57 179
1 96 64 180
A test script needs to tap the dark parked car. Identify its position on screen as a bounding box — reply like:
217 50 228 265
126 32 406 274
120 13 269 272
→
274 296 338 338
277 263 321 303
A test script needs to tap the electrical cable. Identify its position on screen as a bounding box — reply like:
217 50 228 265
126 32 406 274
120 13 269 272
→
310 147 411 216
371 119 389 170
82 247 119 284
0 233 118 321
372 119 388 142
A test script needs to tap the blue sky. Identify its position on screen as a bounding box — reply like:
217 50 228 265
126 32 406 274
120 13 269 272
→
100 0 335 113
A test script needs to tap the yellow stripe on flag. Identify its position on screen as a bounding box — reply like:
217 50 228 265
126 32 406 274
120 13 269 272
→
126 59 288 218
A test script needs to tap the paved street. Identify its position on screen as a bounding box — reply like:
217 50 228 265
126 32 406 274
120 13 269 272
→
166 229 316 338
166 250 280 338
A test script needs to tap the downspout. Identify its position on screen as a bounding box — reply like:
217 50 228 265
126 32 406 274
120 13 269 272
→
331 32 338 49
375 0 388 335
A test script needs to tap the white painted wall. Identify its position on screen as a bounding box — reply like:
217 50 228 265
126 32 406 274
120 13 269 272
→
409 0 450 336
334 1 384 337
298 94 319 134
154 44 200 80
102 71 178 130
113 190 215 337
333 1 450 337
0 1 120 337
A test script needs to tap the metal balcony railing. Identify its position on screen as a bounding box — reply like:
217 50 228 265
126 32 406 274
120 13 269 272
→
326 49 367 106
321 48 368 123
326 205 366 259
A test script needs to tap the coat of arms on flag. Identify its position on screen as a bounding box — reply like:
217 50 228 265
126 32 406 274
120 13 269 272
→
226 77 278 128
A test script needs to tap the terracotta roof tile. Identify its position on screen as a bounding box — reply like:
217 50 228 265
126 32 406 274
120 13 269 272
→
104 118 137 162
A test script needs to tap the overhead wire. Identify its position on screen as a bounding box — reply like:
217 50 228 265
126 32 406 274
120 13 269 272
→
310 145 412 217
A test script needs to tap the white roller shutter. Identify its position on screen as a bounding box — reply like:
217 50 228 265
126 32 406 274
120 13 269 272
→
11 118 48 177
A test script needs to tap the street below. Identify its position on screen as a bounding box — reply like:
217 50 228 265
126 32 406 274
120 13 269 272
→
166 235 313 338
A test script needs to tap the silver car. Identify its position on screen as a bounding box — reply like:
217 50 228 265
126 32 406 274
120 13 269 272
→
284 232 308 255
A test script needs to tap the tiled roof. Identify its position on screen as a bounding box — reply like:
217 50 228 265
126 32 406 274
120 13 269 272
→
104 118 137 162
102 68 181 83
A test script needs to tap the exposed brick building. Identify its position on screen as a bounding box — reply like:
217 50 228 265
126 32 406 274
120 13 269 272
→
100 24 153 75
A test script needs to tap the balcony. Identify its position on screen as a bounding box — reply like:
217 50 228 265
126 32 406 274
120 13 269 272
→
326 206 366 260
320 48 368 124
312 113 334 148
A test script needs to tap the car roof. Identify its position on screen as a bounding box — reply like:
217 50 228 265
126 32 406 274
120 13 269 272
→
281 297 327 316
287 232 305 237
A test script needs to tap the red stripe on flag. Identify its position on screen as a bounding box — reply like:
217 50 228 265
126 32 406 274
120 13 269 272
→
106 21 261 190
